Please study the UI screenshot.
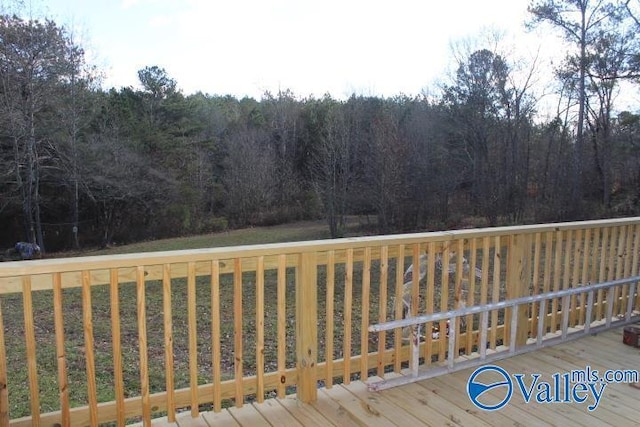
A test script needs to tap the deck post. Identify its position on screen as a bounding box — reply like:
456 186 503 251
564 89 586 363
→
296 252 318 403
507 234 532 347
0 299 8 427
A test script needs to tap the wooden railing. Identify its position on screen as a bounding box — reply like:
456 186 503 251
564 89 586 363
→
1 217 639 426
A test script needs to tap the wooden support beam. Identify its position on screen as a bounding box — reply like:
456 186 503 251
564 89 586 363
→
507 234 532 348
296 252 318 403
0 298 8 427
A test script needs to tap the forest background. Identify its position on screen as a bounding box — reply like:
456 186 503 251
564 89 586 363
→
3 0 640 253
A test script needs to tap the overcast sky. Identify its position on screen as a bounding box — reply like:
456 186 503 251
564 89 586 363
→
33 0 548 99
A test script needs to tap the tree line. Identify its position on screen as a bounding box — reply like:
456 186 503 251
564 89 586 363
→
2 0 640 252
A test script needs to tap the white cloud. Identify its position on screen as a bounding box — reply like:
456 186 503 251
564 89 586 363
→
148 15 172 28
120 0 141 10
121 0 167 9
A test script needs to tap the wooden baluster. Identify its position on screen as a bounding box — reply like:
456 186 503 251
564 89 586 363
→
585 291 594 334
606 228 618 316
479 310 488 360
614 226 627 316
326 251 336 387
234 259 243 407
622 225 634 316
136 266 151 425
626 283 636 321
561 230 573 332
490 237 501 349
569 229 582 327
454 240 464 354
188 262 199 416
531 233 541 338
22 277 40 426
424 242 436 365
551 230 563 332
597 228 609 321
580 229 591 325
82 271 98 426
211 260 222 412
561 294 570 340
53 273 70 427
393 245 404 373
510 303 519 354
409 244 420 375
606 286 615 328
110 269 125 426
360 248 371 379
537 299 547 345
0 295 9 427
256 256 265 403
541 232 553 335
377 246 388 377
163 264 175 421
343 249 353 384
590 227 601 284
276 255 287 397
447 315 457 369
466 238 478 355
440 242 450 360
479 238 490 352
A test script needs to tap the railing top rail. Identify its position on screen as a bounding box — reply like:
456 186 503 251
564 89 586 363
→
1 217 639 278
369 275 640 333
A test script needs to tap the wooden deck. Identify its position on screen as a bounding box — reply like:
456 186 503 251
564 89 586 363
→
142 327 639 426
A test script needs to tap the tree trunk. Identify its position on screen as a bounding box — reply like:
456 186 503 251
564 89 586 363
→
573 4 587 217
29 101 44 250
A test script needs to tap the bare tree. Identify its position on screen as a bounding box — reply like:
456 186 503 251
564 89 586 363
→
528 0 624 216
263 89 304 218
310 99 352 238
223 126 276 226
365 105 406 231
444 48 512 224
0 15 83 250
57 28 97 248
583 28 638 206
624 0 640 27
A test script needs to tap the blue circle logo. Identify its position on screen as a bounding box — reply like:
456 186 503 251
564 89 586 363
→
467 365 513 410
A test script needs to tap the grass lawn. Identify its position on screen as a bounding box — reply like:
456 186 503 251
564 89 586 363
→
62 218 371 257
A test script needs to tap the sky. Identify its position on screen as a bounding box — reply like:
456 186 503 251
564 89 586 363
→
28 0 550 99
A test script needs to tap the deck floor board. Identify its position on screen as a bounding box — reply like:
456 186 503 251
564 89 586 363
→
158 328 639 427
277 394 338 427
